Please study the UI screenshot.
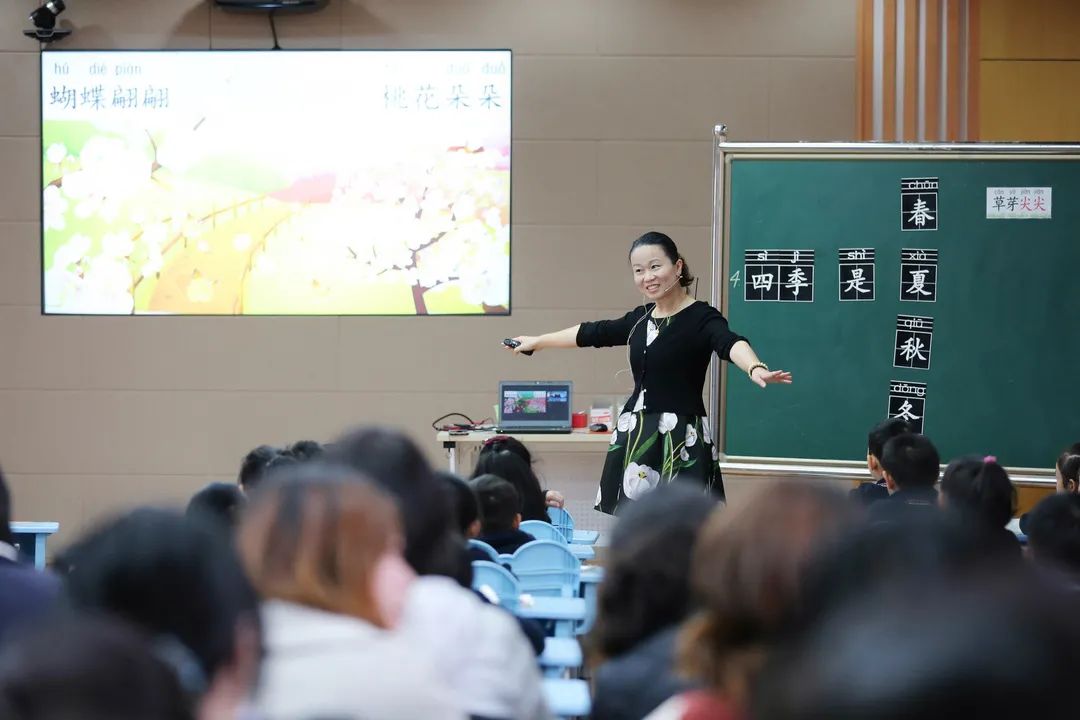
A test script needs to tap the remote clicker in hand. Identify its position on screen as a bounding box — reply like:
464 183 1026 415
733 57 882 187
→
503 338 534 356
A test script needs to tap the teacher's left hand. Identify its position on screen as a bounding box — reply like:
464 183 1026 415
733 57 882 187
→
752 368 792 388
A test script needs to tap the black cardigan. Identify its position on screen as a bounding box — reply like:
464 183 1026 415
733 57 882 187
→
576 301 747 417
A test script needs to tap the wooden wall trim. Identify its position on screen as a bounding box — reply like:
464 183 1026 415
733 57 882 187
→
856 0 874 140
967 0 981 139
883 0 898 140
925 0 942 140
904 0 919 141
946 0 962 139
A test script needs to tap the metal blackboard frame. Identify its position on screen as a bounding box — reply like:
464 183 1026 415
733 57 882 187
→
707 127 1080 485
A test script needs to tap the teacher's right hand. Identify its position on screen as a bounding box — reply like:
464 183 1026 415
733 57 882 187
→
506 336 540 354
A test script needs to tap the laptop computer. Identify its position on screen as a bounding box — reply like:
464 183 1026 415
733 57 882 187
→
496 380 574 434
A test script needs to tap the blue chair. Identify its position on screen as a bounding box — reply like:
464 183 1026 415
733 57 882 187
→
520 520 596 561
468 538 500 561
520 520 566 543
509 540 581 598
542 678 591 719
539 636 583 677
471 560 520 610
577 566 604 635
547 507 600 545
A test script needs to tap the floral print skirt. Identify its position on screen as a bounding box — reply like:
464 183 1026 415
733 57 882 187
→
594 411 725 515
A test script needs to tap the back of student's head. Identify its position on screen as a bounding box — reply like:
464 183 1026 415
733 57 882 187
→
678 481 857 706
794 513 1015 636
185 482 246 531
591 483 716 661
471 449 546 521
329 426 461 577
0 464 12 545
754 570 1080 720
0 615 193 720
880 433 940 490
437 470 479 537
1026 493 1080 574
470 474 522 534
284 439 324 462
940 455 1016 529
867 417 913 461
478 435 534 466
58 507 259 693
238 462 406 627
237 444 282 494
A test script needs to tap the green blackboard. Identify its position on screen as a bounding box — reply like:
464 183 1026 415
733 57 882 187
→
719 148 1080 469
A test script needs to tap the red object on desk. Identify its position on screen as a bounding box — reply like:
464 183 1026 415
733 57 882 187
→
571 411 588 429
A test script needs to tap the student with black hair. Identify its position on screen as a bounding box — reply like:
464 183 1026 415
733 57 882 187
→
236 444 282 495
470 474 536 555
850 417 912 506
506 230 790 515
472 448 551 523
753 570 1080 720
284 439 324 462
0 615 194 720
1054 442 1080 493
590 484 716 720
939 455 1020 557
185 482 246 531
475 435 565 510
58 508 262 720
867 433 940 521
330 426 550 720
1025 493 1080 583
0 464 60 644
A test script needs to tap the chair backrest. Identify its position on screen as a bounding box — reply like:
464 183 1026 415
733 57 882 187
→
471 560 520 610
520 520 567 544
468 538 500 561
546 506 575 543
509 540 581 598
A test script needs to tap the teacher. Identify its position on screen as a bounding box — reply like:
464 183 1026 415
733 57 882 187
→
505 231 791 515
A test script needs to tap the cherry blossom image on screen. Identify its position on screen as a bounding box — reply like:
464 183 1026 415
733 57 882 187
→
40 50 511 315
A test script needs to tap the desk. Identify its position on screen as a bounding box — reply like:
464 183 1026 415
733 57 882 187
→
10 522 60 569
436 429 612 473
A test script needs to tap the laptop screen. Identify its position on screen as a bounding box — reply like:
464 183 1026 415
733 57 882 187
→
498 381 573 429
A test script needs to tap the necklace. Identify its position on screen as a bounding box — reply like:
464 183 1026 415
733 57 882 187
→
652 296 694 319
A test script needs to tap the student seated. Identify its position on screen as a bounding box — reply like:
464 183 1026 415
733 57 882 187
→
472 435 564 521
867 433 940 521
1025 493 1080 588
237 463 464 720
938 455 1020 557
851 418 912 506
470 474 536 555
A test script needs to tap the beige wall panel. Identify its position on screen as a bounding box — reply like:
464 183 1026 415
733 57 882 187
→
512 141 598 224
336 309 590 393
595 0 856 57
511 225 651 310
0 390 212 475
594 57 770 141
0 308 340 391
341 0 598 55
79 472 208 528
980 0 1080 60
210 2 342 49
0 222 39 306
768 58 856 140
51 1 210 50
597 141 712 226
0 137 39 221
980 61 1080 141
514 57 604 141
0 52 39 137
